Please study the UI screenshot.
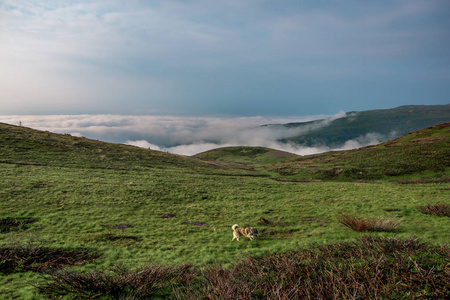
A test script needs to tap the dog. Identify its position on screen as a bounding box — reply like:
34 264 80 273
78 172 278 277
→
231 224 260 241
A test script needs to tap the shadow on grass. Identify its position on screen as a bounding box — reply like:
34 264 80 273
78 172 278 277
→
0 217 38 233
85 232 142 242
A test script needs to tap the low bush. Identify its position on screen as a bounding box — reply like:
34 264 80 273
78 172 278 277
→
0 241 100 275
337 213 403 232
178 236 450 299
37 237 450 299
37 264 196 299
418 203 450 217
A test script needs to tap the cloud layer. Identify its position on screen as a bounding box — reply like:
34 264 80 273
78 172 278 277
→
0 113 393 156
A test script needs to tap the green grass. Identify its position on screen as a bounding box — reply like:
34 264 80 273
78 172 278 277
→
1 163 449 298
0 122 449 298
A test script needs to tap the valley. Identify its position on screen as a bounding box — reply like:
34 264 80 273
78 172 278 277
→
0 121 449 298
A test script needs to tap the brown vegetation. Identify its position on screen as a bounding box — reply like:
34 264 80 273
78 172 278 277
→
337 214 403 232
418 203 450 217
37 264 195 299
178 236 450 299
35 236 450 299
0 241 100 275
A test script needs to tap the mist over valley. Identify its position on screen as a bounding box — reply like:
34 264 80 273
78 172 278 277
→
1 105 448 156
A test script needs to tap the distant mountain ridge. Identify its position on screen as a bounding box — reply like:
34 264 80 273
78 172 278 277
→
274 104 450 148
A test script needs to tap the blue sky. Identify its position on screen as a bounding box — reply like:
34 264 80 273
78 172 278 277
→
1 0 449 116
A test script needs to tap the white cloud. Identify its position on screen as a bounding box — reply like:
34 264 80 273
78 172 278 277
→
0 113 362 156
337 131 399 151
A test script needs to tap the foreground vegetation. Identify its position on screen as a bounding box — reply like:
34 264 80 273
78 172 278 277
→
33 236 450 299
0 122 449 298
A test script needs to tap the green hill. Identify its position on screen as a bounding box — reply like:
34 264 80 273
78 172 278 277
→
275 122 450 181
277 104 450 147
0 122 212 171
196 122 450 181
4 120 449 182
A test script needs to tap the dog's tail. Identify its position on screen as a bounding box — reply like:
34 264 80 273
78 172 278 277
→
231 224 239 230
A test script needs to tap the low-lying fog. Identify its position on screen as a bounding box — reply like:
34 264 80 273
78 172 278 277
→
0 113 394 156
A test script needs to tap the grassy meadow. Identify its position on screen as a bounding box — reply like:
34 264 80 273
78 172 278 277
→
0 122 449 299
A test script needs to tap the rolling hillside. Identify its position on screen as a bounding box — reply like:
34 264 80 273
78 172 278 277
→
275 104 450 147
3 119 449 182
0 119 449 299
0 122 213 172
195 122 450 181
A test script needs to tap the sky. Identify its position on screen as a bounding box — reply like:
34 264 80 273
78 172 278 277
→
1 0 449 116
1 1 449 155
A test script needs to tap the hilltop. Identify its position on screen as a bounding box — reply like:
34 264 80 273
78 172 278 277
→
274 104 450 148
193 146 299 169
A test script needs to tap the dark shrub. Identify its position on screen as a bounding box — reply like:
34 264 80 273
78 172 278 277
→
418 203 450 217
0 241 99 275
38 264 195 299
178 236 450 299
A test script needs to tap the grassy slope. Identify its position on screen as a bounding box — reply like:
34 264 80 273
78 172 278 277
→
0 122 212 171
275 122 450 181
279 104 450 147
196 122 450 181
0 122 449 298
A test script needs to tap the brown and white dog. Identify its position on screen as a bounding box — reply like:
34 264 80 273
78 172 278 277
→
231 224 260 241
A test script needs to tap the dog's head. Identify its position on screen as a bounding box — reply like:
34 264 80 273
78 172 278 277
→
248 227 260 239
231 224 239 231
